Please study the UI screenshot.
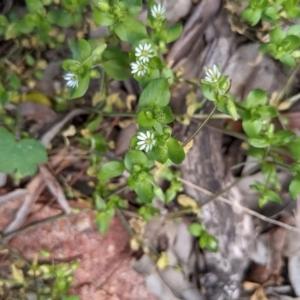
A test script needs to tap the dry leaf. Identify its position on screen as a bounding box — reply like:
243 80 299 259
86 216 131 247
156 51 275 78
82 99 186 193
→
129 218 146 236
243 281 260 291
177 194 198 209
156 251 169 270
183 139 193 154
250 287 268 300
126 94 136 111
62 125 76 137
130 237 140 251
11 264 24 283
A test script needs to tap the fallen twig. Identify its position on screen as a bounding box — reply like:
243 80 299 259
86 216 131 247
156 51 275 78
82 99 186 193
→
2 148 70 239
0 189 28 205
179 177 300 234
39 165 71 214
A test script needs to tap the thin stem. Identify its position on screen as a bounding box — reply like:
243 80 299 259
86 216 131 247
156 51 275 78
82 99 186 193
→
275 63 300 105
179 177 300 233
182 106 217 147
102 112 136 117
200 163 261 207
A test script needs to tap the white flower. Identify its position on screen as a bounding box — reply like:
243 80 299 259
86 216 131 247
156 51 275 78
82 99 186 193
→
137 131 156 153
63 72 78 88
151 3 166 19
204 64 221 84
131 60 147 77
135 43 154 63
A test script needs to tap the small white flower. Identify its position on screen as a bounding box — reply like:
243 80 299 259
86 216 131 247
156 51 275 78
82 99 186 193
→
131 61 147 77
135 43 154 63
63 72 78 88
151 3 166 19
137 131 156 153
204 64 221 84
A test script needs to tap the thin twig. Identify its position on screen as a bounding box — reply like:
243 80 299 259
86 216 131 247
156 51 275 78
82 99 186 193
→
179 177 300 233
2 209 92 241
0 189 28 205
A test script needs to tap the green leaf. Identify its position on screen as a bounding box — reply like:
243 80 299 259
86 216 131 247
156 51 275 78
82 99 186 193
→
26 0 43 12
62 59 81 72
153 121 164 134
254 105 278 119
279 55 296 67
199 233 218 252
154 106 174 124
269 27 285 44
282 35 300 51
286 6 300 18
47 10 75 27
78 39 92 62
165 189 176 203
243 119 263 137
138 205 158 221
94 195 107 210
9 75 21 90
200 83 217 102
226 100 238 120
247 147 266 161
0 127 47 176
70 70 90 99
137 110 155 127
114 16 148 44
270 130 294 146
166 138 185 164
98 161 125 183
165 23 182 43
139 78 170 108
123 0 142 7
248 137 270 148
245 89 268 108
161 67 175 84
124 150 148 172
0 15 8 35
92 44 107 56
103 59 130 80
62 295 80 300
102 48 130 80
95 210 114 234
262 162 280 189
287 25 300 37
148 57 164 69
264 6 279 20
242 7 262 26
93 9 115 26
154 186 165 201
289 138 300 160
265 189 282 204
289 177 300 199
188 223 204 237
153 146 168 164
135 180 154 203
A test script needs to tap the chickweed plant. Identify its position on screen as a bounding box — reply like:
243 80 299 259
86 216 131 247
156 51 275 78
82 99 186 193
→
1 0 300 291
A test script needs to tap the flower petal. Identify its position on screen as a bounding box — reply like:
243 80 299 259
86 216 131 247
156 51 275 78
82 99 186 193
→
139 144 146 151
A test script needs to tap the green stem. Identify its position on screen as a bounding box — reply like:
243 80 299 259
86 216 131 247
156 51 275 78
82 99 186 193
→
102 112 137 117
182 106 217 147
